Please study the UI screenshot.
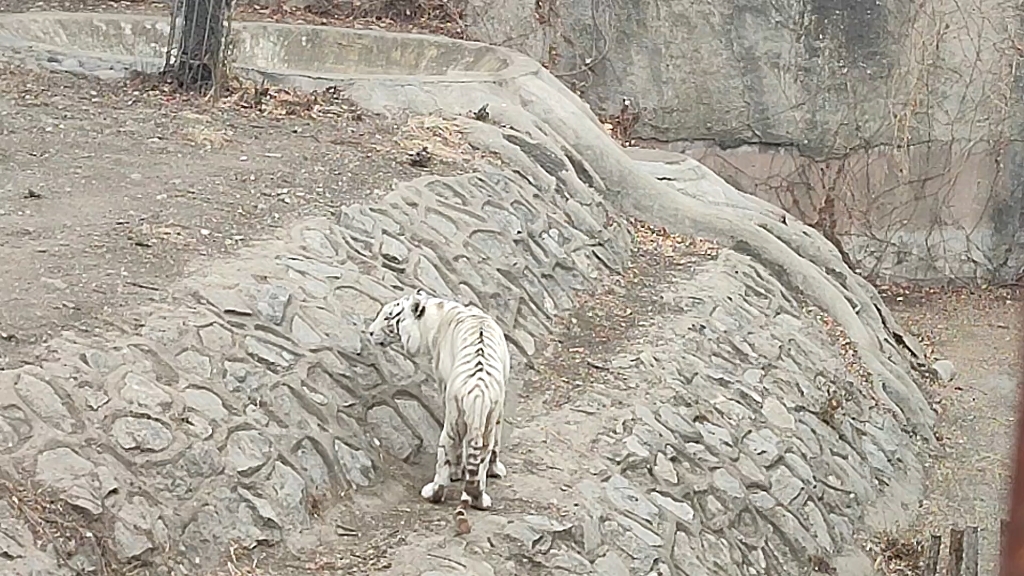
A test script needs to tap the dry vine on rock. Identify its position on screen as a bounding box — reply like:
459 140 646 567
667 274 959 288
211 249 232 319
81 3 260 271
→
235 0 468 38
1 477 134 575
867 531 929 576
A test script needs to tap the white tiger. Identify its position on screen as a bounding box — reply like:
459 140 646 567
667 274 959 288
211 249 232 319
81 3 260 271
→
365 288 509 510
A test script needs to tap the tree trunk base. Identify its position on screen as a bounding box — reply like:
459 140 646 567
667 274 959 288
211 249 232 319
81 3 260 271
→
169 59 215 93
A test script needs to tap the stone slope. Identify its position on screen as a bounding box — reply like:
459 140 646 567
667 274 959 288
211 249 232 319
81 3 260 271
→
0 12 935 576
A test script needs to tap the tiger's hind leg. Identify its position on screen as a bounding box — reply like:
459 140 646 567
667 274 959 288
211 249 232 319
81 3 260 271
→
449 450 464 482
420 421 457 504
461 422 497 511
487 407 506 479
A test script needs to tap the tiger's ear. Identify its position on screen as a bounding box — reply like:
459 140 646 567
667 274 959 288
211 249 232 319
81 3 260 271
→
410 291 427 319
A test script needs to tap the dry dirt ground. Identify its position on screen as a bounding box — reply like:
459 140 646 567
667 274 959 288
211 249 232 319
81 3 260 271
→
884 287 1022 574
0 59 474 370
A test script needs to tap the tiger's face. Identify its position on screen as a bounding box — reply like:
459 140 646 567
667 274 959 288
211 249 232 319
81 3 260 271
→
365 289 429 348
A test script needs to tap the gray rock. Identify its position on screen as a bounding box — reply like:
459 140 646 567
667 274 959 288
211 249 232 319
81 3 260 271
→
801 501 834 551
62 484 103 515
182 388 229 421
290 315 322 345
761 396 795 430
711 469 746 499
281 256 348 280
14 373 76 433
366 405 417 460
381 234 410 266
181 443 223 478
768 465 804 506
176 350 213 378
112 417 173 452
35 447 93 485
735 453 767 487
604 475 660 523
649 491 696 524
0 405 31 451
541 550 591 573
238 487 282 529
225 430 273 475
0 530 24 559
763 507 822 557
202 289 253 315
121 373 172 410
700 532 737 575
862 438 895 477
652 452 678 484
502 519 544 549
256 285 291 325
334 439 375 487
113 520 152 560
299 228 336 257
742 429 781 467
94 69 123 80
244 336 297 368
198 324 234 350
670 532 711 576
223 361 267 397
749 490 777 511
593 552 632 576
396 398 441 448
697 422 738 459
932 359 956 382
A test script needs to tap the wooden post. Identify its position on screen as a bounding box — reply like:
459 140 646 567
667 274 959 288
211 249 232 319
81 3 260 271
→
948 528 965 575
963 525 979 576
1000 301 1024 576
924 534 942 576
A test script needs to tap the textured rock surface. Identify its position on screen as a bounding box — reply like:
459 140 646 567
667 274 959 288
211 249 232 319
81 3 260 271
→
458 0 1024 285
0 13 934 576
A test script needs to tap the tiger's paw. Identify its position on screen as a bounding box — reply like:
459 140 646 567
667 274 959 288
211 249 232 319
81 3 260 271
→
462 491 492 511
420 482 445 503
487 461 507 479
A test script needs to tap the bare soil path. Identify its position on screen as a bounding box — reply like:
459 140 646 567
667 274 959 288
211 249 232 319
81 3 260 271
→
887 287 1022 575
0 60 455 369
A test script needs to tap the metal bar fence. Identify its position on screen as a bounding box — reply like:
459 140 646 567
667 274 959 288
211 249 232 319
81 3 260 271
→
163 0 233 95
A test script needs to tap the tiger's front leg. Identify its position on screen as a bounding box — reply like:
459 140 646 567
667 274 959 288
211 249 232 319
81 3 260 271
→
420 422 457 504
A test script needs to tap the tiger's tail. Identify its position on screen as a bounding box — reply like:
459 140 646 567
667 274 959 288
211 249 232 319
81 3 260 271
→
460 384 489 503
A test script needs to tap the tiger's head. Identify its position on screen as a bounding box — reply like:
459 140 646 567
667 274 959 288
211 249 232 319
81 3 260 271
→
365 288 431 349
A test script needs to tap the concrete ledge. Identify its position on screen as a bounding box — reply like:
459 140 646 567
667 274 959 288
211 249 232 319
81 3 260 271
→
0 11 541 83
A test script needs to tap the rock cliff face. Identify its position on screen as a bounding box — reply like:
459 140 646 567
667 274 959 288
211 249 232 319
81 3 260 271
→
464 0 1024 284
0 12 934 576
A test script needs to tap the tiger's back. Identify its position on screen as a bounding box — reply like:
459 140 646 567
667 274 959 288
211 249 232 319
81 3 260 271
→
365 289 511 512
430 302 509 502
431 302 510 397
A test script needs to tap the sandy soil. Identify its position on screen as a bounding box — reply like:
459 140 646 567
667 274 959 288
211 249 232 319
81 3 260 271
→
0 58 466 369
887 287 1022 574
